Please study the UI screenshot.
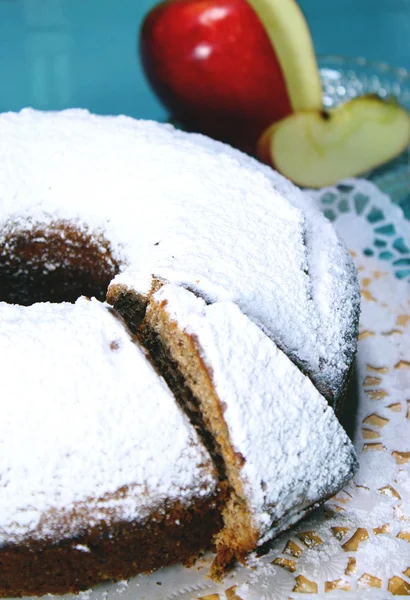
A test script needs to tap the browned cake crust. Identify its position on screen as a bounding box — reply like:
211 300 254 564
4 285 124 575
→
0 496 224 598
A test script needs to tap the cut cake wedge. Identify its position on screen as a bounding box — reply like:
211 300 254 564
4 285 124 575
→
140 283 358 577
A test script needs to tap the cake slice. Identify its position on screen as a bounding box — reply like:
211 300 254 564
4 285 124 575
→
0 297 223 596
139 284 358 577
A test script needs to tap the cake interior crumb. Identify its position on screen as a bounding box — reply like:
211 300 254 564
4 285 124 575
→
135 293 259 579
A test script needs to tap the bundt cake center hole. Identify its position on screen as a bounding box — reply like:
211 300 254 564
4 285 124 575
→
0 224 121 305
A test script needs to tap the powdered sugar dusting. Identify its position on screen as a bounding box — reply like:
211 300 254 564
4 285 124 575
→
0 298 217 544
73 544 91 553
355 535 410 580
180 129 361 400
0 109 358 404
296 533 349 580
153 284 358 542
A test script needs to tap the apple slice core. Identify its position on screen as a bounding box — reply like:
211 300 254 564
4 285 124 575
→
246 0 322 112
258 96 410 188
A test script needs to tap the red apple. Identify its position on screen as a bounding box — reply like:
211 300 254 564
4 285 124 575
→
140 0 297 152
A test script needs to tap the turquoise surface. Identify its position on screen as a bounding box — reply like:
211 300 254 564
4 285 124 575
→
1 0 410 119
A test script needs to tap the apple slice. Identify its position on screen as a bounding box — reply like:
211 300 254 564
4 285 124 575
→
247 0 322 112
257 96 410 188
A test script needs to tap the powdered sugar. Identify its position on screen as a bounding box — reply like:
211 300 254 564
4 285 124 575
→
73 545 91 553
185 132 361 399
235 559 295 600
153 284 358 543
355 535 410 580
0 298 217 544
296 533 349 581
0 109 359 405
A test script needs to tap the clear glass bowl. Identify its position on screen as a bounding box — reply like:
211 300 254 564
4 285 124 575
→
318 55 410 212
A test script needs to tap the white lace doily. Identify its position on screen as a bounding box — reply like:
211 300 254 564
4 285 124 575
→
20 179 410 600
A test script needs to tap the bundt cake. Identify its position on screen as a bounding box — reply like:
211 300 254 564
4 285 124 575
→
0 108 360 597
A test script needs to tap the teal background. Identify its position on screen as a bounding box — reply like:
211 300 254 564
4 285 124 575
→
1 0 410 119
